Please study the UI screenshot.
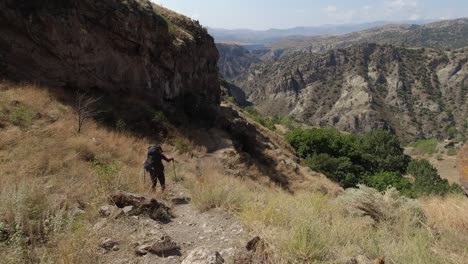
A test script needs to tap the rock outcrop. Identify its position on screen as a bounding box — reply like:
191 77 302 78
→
0 0 220 109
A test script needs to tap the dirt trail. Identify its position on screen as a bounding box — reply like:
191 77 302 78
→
96 150 250 264
97 184 249 264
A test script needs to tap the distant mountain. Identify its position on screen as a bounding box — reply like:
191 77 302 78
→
219 43 468 141
273 18 468 52
209 20 436 47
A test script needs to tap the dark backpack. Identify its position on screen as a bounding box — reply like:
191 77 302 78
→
144 145 162 171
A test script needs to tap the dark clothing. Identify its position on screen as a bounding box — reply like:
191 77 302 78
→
149 167 165 190
144 146 171 191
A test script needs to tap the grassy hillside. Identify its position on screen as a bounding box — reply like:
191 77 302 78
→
0 82 467 263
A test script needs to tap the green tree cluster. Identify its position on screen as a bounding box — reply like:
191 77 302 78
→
287 128 461 197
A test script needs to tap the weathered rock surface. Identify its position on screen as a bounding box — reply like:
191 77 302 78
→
0 0 220 110
220 43 468 141
181 247 224 264
99 238 120 253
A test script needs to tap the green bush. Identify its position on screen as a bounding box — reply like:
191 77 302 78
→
305 153 363 188
360 130 410 174
407 159 462 196
365 171 412 195
287 128 408 189
286 128 461 197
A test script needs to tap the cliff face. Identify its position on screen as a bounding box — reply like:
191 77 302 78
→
0 0 220 107
222 43 468 141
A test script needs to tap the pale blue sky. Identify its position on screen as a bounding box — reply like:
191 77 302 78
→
153 0 468 30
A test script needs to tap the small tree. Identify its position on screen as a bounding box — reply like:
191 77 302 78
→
74 91 100 133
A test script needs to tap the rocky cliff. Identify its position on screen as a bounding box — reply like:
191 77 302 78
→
223 43 468 141
0 0 220 108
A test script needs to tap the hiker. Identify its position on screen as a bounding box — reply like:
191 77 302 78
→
143 145 174 192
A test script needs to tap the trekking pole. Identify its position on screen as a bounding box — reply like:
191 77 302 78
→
142 168 146 185
172 160 177 181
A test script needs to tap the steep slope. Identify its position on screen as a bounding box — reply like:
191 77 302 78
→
231 44 468 141
0 0 220 109
273 18 468 53
216 43 261 80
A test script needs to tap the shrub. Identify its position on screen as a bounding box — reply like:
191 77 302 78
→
92 160 123 193
360 130 410 174
407 159 462 196
287 128 408 189
10 105 34 128
365 171 412 195
305 153 363 188
339 185 425 225
174 137 193 155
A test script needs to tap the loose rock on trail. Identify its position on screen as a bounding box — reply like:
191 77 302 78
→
95 185 250 264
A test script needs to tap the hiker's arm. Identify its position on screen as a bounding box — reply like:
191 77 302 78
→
161 154 174 162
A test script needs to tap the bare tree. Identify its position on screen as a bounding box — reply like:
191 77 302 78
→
74 91 100 133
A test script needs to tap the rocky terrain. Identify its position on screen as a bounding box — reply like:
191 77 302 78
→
0 0 220 110
219 43 468 141
216 44 261 80
1 1 468 263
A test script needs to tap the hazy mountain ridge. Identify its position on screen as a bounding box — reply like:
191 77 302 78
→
209 20 436 47
273 18 468 53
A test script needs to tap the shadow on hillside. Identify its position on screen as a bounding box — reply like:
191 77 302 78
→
6 82 291 190
214 106 291 189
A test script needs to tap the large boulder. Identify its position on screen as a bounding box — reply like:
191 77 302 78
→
109 192 172 222
0 0 220 110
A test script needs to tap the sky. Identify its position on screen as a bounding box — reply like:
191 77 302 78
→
153 0 468 30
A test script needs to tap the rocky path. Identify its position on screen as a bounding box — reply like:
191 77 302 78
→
96 183 250 264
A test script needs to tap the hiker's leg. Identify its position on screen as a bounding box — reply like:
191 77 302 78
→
157 171 166 191
150 170 158 191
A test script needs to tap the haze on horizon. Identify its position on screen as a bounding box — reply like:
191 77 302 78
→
153 0 468 30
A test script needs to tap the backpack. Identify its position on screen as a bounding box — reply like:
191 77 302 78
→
144 145 162 172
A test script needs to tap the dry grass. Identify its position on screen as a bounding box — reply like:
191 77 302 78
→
187 164 468 263
1 82 467 264
0 82 150 263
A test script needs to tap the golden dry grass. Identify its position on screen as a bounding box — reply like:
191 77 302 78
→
1 82 467 264
0 82 151 263
187 161 468 264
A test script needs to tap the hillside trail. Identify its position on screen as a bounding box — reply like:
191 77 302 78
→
97 152 251 264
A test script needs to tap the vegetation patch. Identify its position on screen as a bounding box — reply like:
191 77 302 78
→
287 128 461 197
10 104 34 128
243 106 276 131
409 138 439 155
